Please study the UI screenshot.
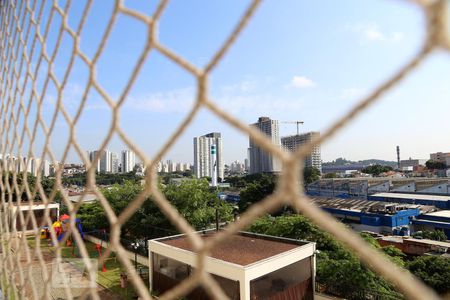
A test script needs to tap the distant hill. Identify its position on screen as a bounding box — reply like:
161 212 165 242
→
323 157 397 167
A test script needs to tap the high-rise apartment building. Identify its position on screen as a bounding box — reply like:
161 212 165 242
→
111 153 119 173
281 132 322 172
193 132 224 180
88 150 112 173
121 150 136 173
230 160 245 174
248 117 282 174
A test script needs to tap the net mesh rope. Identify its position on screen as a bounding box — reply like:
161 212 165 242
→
0 0 449 299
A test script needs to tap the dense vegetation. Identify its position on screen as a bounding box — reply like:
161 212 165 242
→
361 164 393 176
412 230 447 241
232 168 320 212
62 171 142 186
77 179 233 240
247 215 450 298
1 173 61 202
425 160 447 170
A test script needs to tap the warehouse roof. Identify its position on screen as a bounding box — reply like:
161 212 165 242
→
310 197 420 214
424 210 450 218
372 193 450 202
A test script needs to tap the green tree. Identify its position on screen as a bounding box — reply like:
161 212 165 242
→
163 179 233 230
412 230 447 241
381 245 406 267
361 164 393 176
248 215 401 298
238 174 277 212
303 166 320 184
323 172 338 179
407 256 450 294
77 201 109 231
425 160 447 170
77 179 233 238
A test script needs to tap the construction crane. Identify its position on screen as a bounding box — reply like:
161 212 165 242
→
281 121 304 135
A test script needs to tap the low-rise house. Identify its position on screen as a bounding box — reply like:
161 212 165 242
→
148 231 316 300
3 202 60 231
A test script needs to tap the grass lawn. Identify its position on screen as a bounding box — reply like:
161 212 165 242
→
27 236 148 299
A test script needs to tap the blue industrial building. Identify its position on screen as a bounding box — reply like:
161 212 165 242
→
411 210 450 238
368 193 450 210
311 197 422 234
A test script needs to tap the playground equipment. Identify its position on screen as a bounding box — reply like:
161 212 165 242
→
95 243 107 272
48 215 85 249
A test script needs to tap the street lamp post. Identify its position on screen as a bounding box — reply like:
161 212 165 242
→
131 242 139 270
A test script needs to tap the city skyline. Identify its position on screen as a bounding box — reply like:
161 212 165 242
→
15 0 450 166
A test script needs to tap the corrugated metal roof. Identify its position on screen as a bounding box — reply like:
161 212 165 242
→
372 193 450 202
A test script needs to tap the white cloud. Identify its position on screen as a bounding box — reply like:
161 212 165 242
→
363 26 384 41
219 80 257 94
289 76 316 88
124 87 195 113
340 88 365 100
123 80 307 114
346 23 404 43
44 83 109 112
214 94 304 115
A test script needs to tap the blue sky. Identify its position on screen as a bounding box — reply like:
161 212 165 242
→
21 0 450 164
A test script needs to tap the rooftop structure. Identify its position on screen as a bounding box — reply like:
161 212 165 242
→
3 202 60 231
412 210 450 238
423 210 450 218
149 231 316 300
307 178 450 201
399 158 427 171
369 192 450 210
66 192 97 203
309 197 424 234
378 236 450 256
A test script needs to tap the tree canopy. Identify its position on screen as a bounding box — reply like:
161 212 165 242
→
323 172 338 179
425 160 447 170
238 174 277 212
77 179 233 239
248 215 399 297
62 171 142 186
407 256 450 294
0 173 61 202
247 215 448 297
412 230 447 241
303 166 321 184
361 164 393 176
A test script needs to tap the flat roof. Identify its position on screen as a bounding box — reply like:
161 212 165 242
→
371 193 450 202
424 210 450 218
379 236 450 248
159 232 305 266
68 193 97 203
310 197 421 214
7 202 59 207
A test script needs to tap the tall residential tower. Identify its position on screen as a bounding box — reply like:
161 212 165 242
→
248 117 282 174
88 150 112 173
121 150 136 173
193 132 224 180
281 132 322 172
